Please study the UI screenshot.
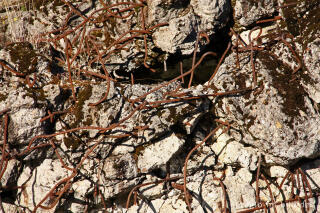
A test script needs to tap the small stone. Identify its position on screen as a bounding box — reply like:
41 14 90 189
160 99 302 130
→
237 168 252 183
138 133 184 173
275 121 282 129
102 153 137 180
270 166 289 178
234 0 276 27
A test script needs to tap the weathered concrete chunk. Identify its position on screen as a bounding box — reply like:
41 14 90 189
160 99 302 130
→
16 159 72 212
138 133 185 173
234 0 276 27
102 153 138 180
150 0 230 55
302 38 320 103
211 51 320 165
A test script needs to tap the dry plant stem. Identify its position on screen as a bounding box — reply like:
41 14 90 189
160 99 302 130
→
62 4 167 73
145 87 251 108
131 72 134 85
86 33 113 106
207 42 231 84
0 114 9 180
101 101 147 133
255 153 262 205
40 109 70 123
299 169 312 197
34 171 75 211
263 202 268 213
170 182 185 191
179 61 184 83
256 16 282 24
236 193 320 213
88 35 132 66
89 3 142 24
71 22 85 45
0 60 25 77
279 33 302 74
129 51 218 103
55 56 66 65
55 1 91 37
141 6 156 73
212 176 228 213
88 29 151 69
296 169 301 191
98 27 163 62
38 25 68 43
126 176 181 209
183 124 226 212
88 7 132 26
248 26 262 87
279 170 292 189
96 171 108 210
162 85 183 98
133 191 138 206
261 174 277 213
54 16 89 41
0 108 10 116
70 28 87 64
98 1 144 13
95 25 166 64
98 0 135 19
230 28 247 69
277 2 298 9
33 166 76 211
98 186 107 211
298 168 313 210
232 36 240 69
300 173 308 203
26 73 37 88
64 37 77 102
81 69 108 80
34 138 104 212
49 141 74 172
188 32 210 88
296 195 305 213
296 169 310 211
61 0 87 20
230 28 247 47
19 102 146 156
290 173 295 198
236 46 264 52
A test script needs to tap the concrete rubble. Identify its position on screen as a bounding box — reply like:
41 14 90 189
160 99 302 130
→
0 0 320 212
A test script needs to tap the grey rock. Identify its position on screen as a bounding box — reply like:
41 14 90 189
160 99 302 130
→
0 86 46 145
300 159 320 191
234 0 276 27
101 153 138 180
151 0 231 55
212 135 259 171
103 177 143 201
224 172 256 211
1 0 320 212
16 159 72 212
0 0 230 76
0 159 20 187
210 50 320 165
70 179 92 212
302 38 320 103
2 203 19 213
138 175 166 200
269 165 288 178
137 133 184 173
